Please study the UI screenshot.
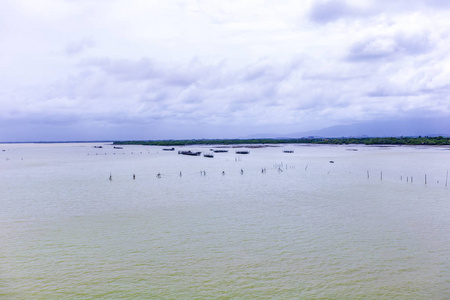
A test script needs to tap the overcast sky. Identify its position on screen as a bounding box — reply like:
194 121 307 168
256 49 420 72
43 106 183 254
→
1 0 449 141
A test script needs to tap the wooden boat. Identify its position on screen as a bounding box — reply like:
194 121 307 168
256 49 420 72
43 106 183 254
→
235 151 249 154
163 147 175 151
113 146 123 149
283 150 294 153
204 153 214 158
213 149 228 153
178 150 201 156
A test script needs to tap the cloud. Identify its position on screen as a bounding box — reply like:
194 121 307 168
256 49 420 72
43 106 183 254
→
308 0 450 24
3 47 449 139
82 57 161 81
64 37 95 56
1 0 450 141
347 32 433 61
308 0 365 23
0 56 305 127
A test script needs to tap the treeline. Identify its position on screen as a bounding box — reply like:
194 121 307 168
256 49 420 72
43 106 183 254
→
326 136 450 145
113 136 450 146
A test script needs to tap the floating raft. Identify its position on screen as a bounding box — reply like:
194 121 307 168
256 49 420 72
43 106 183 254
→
178 150 201 156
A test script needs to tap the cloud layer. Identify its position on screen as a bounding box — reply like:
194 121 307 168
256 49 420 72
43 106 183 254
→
1 0 449 141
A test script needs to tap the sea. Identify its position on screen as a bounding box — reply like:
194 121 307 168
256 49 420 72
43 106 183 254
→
1 142 449 299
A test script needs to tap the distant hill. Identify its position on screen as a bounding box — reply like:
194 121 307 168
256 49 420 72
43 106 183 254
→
287 117 449 138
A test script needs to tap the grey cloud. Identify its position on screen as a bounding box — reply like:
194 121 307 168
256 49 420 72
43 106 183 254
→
420 83 450 96
368 81 450 100
84 57 218 89
367 87 417 98
241 61 295 83
396 33 433 55
65 37 95 56
6 52 448 138
308 0 363 23
347 33 433 61
427 0 450 8
163 60 215 87
85 57 161 81
348 37 395 61
383 0 450 10
309 0 450 24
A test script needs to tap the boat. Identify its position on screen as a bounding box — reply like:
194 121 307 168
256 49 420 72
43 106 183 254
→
113 146 123 149
213 149 228 153
178 150 201 156
236 151 249 154
203 153 214 158
163 147 175 151
283 150 294 153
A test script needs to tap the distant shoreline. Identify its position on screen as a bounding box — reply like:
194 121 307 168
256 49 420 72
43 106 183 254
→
113 136 450 146
1 136 449 146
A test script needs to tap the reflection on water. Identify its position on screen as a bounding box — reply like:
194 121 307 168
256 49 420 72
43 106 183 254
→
1 143 449 298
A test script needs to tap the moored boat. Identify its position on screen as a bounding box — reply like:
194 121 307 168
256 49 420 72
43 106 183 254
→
178 150 201 156
236 151 249 154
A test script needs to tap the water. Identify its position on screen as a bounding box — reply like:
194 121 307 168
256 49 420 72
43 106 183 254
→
1 143 450 299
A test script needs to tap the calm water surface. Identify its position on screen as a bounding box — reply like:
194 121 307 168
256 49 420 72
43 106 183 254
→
1 143 450 299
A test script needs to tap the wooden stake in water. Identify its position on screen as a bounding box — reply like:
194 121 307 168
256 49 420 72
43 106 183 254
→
380 171 383 180
367 170 369 179
425 174 427 185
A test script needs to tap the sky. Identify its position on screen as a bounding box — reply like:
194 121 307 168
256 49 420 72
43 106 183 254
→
1 0 449 141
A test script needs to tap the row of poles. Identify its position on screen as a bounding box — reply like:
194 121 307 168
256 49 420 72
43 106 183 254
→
109 168 265 180
89 151 448 187
367 170 449 187
107 166 449 187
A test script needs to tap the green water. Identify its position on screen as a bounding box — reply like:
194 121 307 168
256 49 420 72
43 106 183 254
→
1 143 449 299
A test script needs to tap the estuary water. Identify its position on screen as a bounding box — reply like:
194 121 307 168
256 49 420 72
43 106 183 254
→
1 143 450 299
